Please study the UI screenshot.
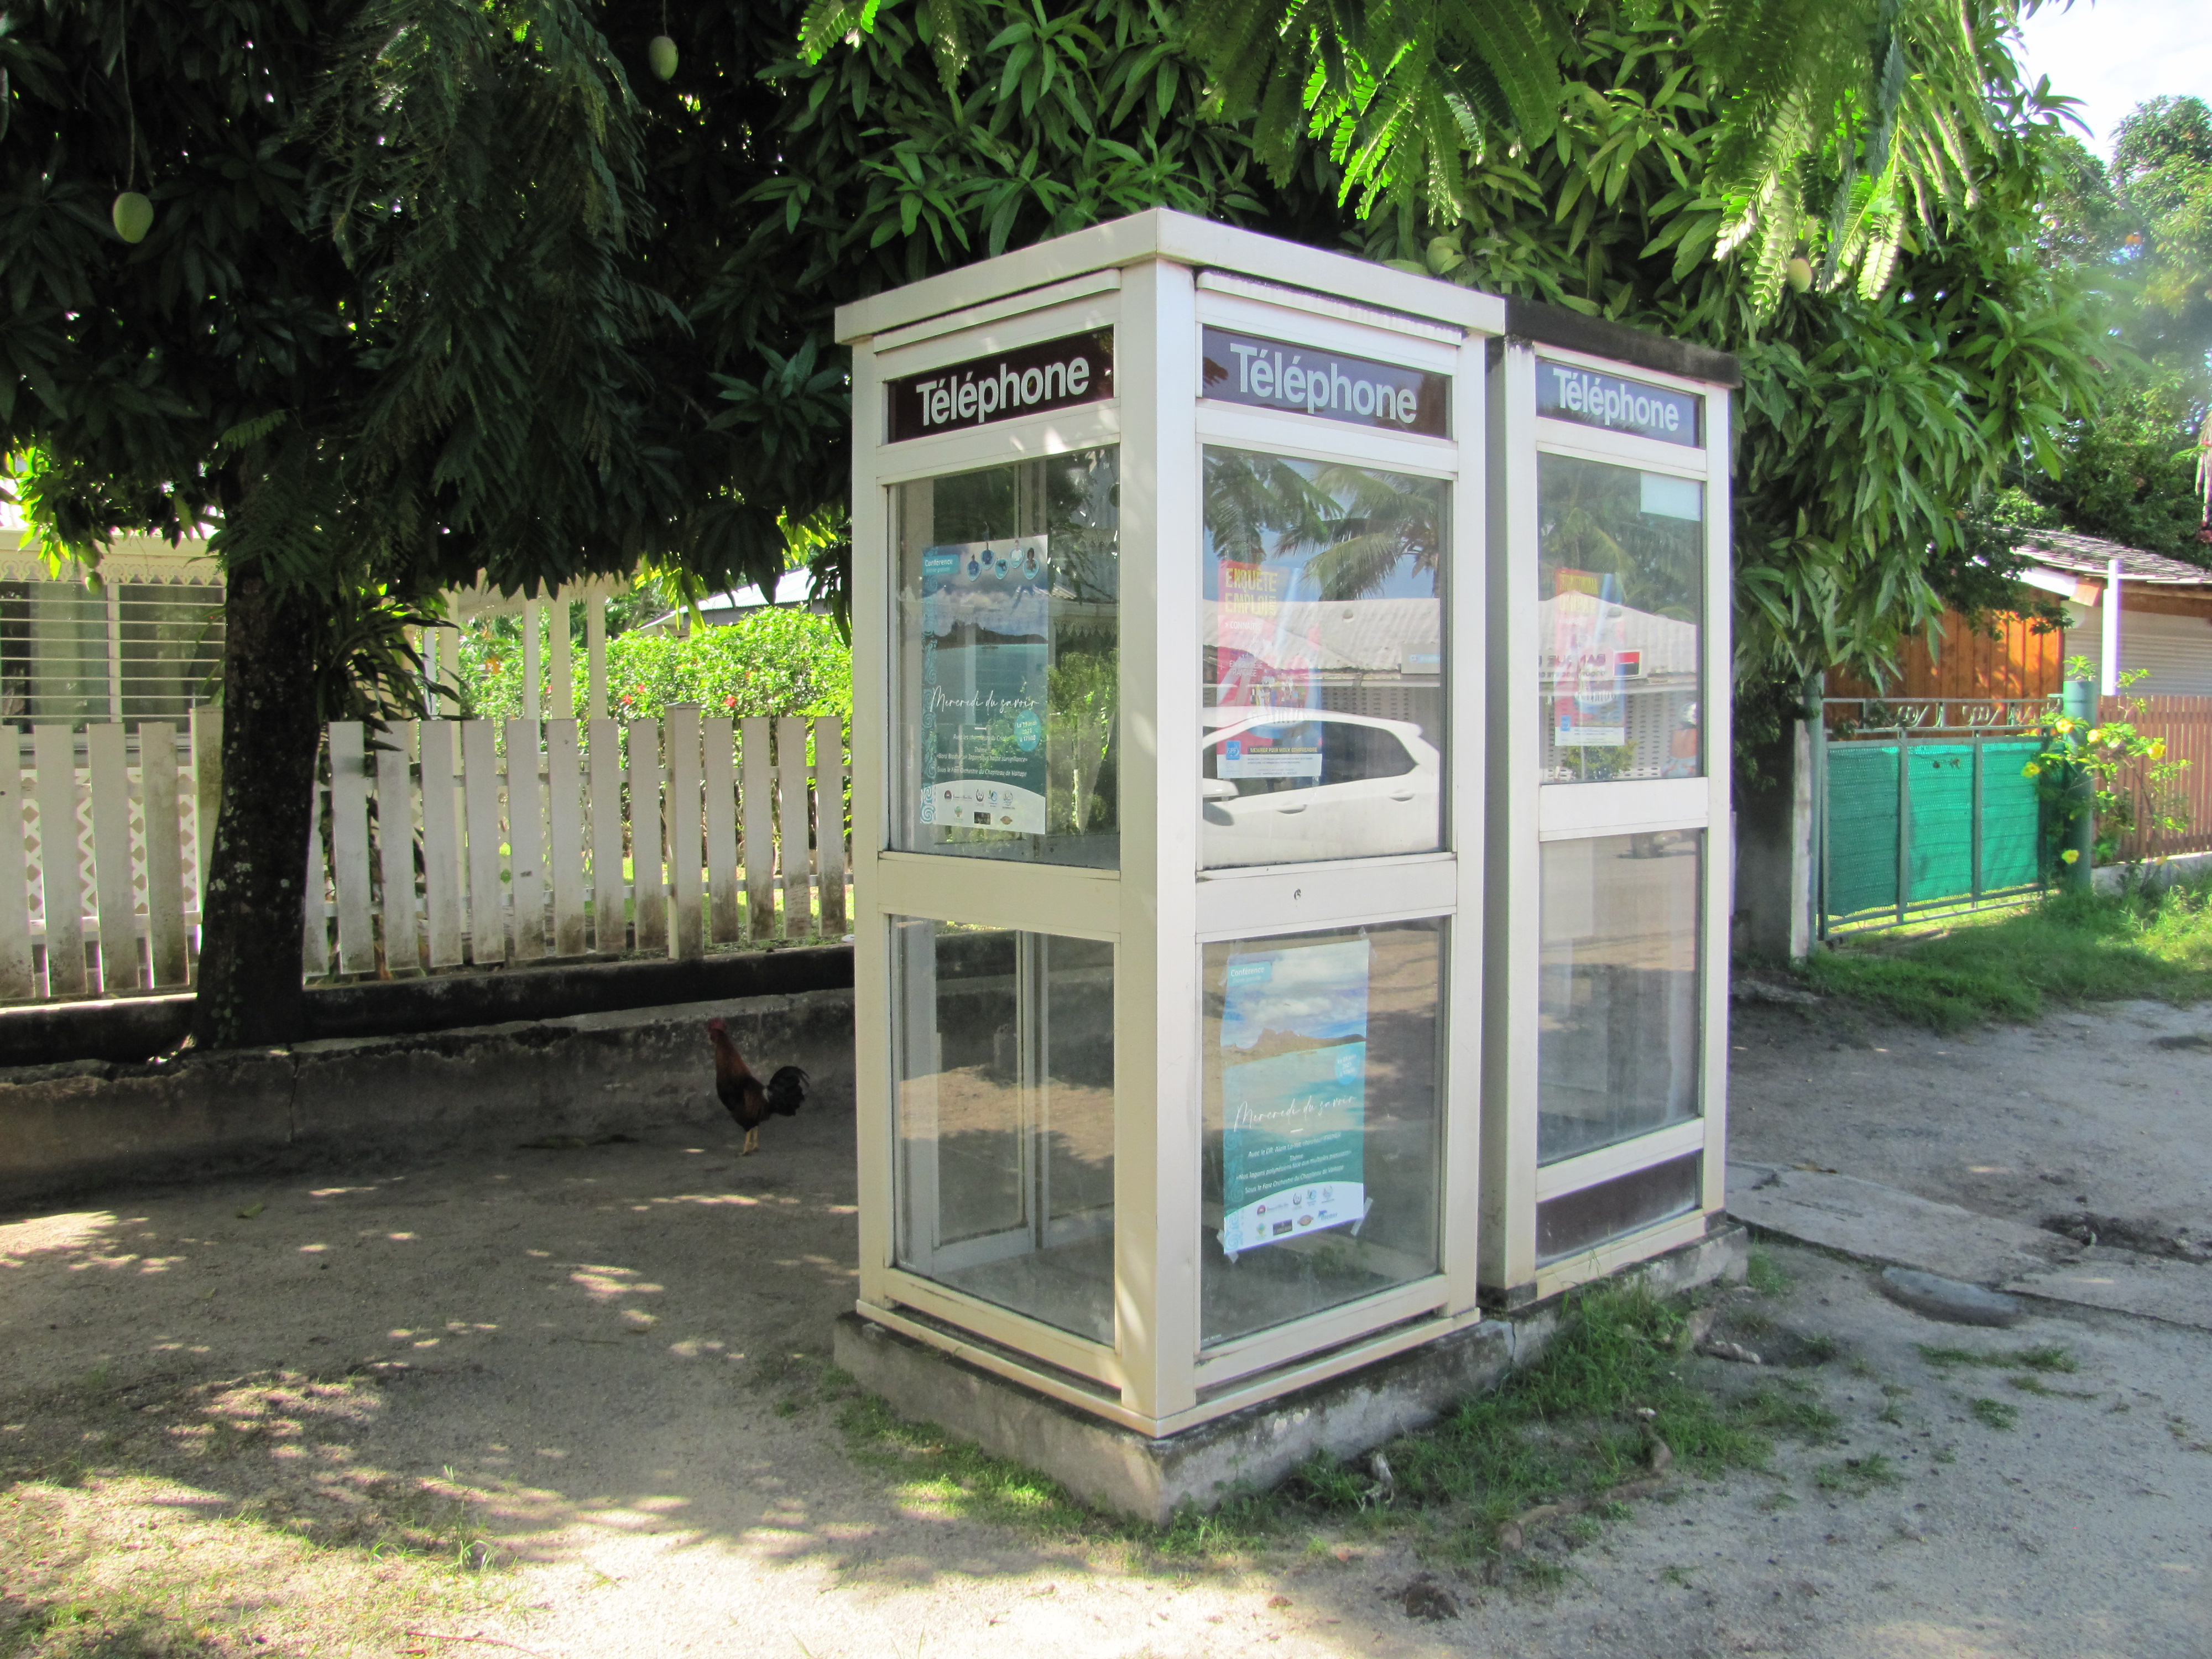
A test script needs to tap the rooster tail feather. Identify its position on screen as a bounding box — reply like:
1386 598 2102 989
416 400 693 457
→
764 1065 811 1115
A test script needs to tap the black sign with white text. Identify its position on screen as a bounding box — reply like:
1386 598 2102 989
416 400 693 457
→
886 330 1114 441
1199 327 1449 437
1536 360 1701 447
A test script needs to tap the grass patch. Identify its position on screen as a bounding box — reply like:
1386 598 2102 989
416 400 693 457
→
1968 1397 2020 1431
1 1475 505 1659
1745 1249 1792 1297
2007 1374 2099 1400
1805 878 2212 1029
834 1283 1841 1573
1812 1454 1902 1496
1918 1343 2078 1374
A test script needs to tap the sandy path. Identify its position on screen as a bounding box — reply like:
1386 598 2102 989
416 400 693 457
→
4 1005 2210 1657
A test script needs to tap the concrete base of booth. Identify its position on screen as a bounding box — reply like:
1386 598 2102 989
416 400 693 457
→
833 1222 1747 1524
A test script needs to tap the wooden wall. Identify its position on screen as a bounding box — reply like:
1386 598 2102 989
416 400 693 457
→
1826 611 2067 703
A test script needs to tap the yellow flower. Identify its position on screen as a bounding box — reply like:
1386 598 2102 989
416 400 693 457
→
2021 762 2041 777
2151 738 2168 759
2060 848 2080 865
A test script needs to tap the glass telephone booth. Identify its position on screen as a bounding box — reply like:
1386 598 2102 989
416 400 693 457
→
839 212 1734 1440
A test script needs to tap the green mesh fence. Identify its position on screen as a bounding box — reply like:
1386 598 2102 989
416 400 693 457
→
1824 739 2044 926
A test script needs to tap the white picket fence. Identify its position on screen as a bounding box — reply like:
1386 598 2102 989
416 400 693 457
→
0 709 849 1003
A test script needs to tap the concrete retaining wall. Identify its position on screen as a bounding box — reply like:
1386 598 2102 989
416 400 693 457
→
0 987 856 1210
0 944 857 1068
2093 849 2212 896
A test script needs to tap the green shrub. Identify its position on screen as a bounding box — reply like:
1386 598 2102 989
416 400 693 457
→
456 607 851 727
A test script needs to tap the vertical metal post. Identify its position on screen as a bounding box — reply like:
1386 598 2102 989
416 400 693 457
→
1806 677 1829 942
2101 559 2122 696
1970 733 1984 902
2060 677 2096 889
1895 726 1912 926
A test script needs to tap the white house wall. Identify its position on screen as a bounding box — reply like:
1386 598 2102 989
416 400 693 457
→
2064 609 2212 697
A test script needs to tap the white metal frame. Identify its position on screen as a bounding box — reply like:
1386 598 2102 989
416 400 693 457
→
841 212 1505 1437
1481 338 1734 1302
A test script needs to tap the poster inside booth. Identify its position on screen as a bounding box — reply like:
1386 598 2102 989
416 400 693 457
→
1217 936 1373 1258
1550 567 1629 749
918 536 1052 834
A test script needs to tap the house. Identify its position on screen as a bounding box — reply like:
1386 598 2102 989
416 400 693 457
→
632 568 825 635
0 504 226 727
2017 529 2212 697
1823 529 2212 706
0 503 630 728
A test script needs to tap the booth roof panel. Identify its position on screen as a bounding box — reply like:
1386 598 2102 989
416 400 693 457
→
1508 298 1741 390
834 209 1509 346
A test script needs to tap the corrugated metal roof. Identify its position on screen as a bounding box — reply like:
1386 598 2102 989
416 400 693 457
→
2013 528 2212 585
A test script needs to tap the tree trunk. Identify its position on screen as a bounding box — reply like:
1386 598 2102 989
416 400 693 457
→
188 568 323 1049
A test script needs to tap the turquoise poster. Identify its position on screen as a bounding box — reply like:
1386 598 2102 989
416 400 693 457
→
918 536 1051 834
1217 937 1371 1258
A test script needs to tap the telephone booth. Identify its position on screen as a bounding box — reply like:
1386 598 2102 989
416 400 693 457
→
835 210 1733 1446
1479 327 1738 1305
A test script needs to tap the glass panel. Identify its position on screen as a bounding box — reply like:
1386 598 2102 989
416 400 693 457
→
1201 448 1445 868
892 919 1114 1345
0 581 112 726
893 449 1119 868
1538 832 1702 1164
1536 452 1702 783
119 583 223 722
1201 919 1443 1349
1537 1155 1700 1263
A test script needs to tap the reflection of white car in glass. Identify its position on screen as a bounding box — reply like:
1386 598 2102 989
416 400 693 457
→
1201 709 1441 866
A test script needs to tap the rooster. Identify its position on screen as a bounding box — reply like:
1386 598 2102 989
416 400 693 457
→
706 1017 810 1156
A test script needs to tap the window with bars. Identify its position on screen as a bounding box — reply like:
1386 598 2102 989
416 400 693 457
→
0 580 225 728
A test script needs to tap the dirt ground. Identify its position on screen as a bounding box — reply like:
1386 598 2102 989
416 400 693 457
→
1730 994 2212 1250
4 999 2211 1658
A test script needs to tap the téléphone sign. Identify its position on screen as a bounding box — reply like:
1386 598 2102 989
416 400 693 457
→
1537 360 1700 447
1201 326 1449 437
886 330 1114 442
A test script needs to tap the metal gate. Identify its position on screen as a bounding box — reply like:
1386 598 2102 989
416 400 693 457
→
1813 697 2051 935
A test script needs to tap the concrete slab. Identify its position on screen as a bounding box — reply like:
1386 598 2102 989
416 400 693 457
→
2007 1249 2212 1333
834 1224 1747 1524
1726 1161 2074 1284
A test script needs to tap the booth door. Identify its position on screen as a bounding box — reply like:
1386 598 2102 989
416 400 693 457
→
891 920 1116 1344
1526 352 1724 1267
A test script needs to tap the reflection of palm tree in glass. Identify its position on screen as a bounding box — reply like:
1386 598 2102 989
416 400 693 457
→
1202 450 1445 600
1536 453 1698 620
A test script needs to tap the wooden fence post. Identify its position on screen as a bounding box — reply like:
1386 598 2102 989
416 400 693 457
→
505 719 547 961
667 705 705 958
419 721 466 968
778 714 810 936
814 714 847 936
629 717 667 956
742 716 774 941
86 723 138 992
703 716 739 943
0 728 30 999
588 716 625 952
549 599 575 721
586 596 608 723
34 725 86 996
141 722 189 988
461 720 506 965
375 728 419 974
191 705 222 922
327 721 377 975
301 747 328 979
547 719 587 956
